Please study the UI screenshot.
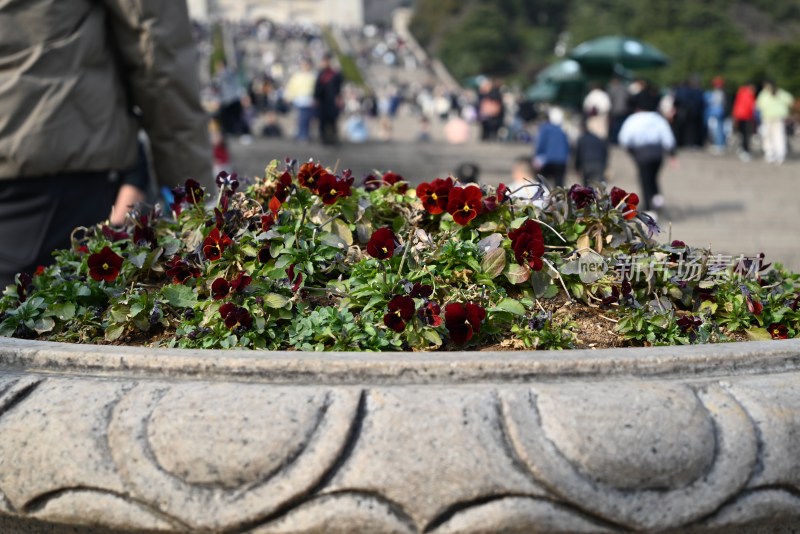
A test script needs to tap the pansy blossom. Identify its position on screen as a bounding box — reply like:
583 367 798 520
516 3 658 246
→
508 219 545 271
416 177 453 215
569 184 595 209
768 323 789 339
383 295 415 332
87 246 124 283
367 228 397 260
202 228 233 261
219 303 252 329
297 162 329 193
230 272 252 292
445 302 486 344
185 179 205 205
446 186 483 226
165 256 201 284
610 187 639 220
317 173 352 205
211 278 230 300
417 300 442 327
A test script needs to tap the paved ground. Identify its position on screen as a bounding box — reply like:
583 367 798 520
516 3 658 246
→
229 111 800 272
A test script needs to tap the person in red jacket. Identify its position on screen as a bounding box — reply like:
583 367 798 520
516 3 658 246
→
732 83 756 162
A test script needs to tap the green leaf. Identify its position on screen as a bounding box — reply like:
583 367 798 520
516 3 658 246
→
105 323 125 342
422 329 443 346
480 248 506 278
331 219 354 246
160 285 197 308
745 327 773 341
504 263 531 284
52 302 76 321
33 316 55 334
128 252 148 269
319 232 348 250
493 298 526 316
264 293 289 308
530 270 553 297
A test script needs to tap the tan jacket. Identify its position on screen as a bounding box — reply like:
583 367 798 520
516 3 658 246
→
0 0 211 187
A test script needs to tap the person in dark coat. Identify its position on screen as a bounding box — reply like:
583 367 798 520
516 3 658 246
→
575 122 609 186
314 53 343 145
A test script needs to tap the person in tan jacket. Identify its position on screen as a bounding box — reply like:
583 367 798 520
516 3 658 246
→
0 0 211 286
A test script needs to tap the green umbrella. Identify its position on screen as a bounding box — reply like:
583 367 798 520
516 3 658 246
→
537 59 585 83
526 80 560 101
569 35 669 70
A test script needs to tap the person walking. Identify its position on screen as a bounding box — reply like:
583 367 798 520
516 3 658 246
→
0 0 211 287
583 83 611 140
732 83 757 162
575 122 609 186
534 108 570 189
314 53 344 145
608 76 630 144
618 99 677 217
756 80 794 165
284 58 317 142
704 76 727 154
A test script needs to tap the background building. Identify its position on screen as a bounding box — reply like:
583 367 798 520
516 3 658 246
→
189 0 366 27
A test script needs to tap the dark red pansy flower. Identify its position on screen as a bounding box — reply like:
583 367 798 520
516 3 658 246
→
16 272 33 302
383 295 415 332
261 214 275 232
258 246 271 263
367 227 397 260
446 186 483 226
101 225 129 242
671 240 686 248
497 183 510 202
768 323 789 339
382 171 408 193
569 184 595 209
409 282 433 298
230 272 252 292
75 244 90 254
165 255 201 284
610 187 638 220
34 265 45 276
297 162 329 193
214 207 226 230
202 228 233 261
512 233 545 271
268 196 281 218
132 214 157 249
215 171 239 194
508 219 545 271
317 173 352 205
211 278 230 300
219 303 252 330
417 300 442 327
87 246 124 283
185 179 205 205
287 264 303 292
362 173 382 191
746 295 763 315
482 195 499 212
445 302 486 344
416 177 454 215
677 315 703 333
275 171 293 202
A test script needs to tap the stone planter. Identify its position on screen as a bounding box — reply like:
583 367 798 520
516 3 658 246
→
0 338 799 533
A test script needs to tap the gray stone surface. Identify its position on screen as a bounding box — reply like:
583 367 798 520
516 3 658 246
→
0 337 799 532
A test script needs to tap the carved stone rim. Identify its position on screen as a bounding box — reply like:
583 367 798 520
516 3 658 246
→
1 337 798 384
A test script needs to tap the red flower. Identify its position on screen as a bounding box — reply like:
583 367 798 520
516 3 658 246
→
482 195 499 212
258 246 271 263
268 196 281 217
409 282 433 298
215 171 239 194
219 303 252 329
165 256 201 284
610 187 639 220
87 246 124 283
230 272 252 292
383 295 415 332
185 179 205 205
211 278 230 300
768 323 789 339
746 295 763 315
445 302 486 344
512 233 545 271
317 173 352 205
261 214 275 232
569 184 595 208
417 177 454 215
16 272 32 303
447 186 483 226
275 171 293 202
362 174 382 191
171 186 187 215
382 172 408 193
202 228 233 261
677 315 703 333
508 219 545 271
101 225 129 242
367 228 397 260
287 264 303 292
418 300 442 327
497 183 510 203
297 162 329 193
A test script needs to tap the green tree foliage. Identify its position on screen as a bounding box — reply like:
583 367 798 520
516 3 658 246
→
411 0 800 94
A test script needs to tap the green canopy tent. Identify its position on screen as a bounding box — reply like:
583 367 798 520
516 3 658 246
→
569 35 669 71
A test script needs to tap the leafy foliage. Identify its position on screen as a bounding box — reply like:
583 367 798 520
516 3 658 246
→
1 161 798 351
